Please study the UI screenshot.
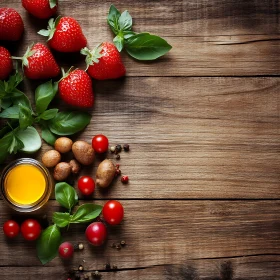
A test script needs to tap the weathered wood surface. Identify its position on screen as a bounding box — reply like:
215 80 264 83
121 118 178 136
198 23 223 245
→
0 0 279 279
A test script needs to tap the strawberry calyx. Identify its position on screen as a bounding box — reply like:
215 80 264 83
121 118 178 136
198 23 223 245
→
11 44 36 68
59 66 75 82
38 16 61 41
49 0 57 9
80 45 103 70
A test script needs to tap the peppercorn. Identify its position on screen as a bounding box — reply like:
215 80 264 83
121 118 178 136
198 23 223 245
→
123 144 129 152
115 144 122 154
116 244 121 250
78 243 84 250
121 175 129 184
110 146 115 153
112 264 118 270
73 243 79 251
120 240 126 246
115 169 121 177
105 263 111 270
116 154 120 160
78 265 84 272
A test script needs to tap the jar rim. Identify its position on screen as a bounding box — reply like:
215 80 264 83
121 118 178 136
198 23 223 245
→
0 158 53 212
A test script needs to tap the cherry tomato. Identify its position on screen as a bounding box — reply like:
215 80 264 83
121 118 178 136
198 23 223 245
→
85 222 107 246
78 176 95 195
3 220 20 238
21 219 41 241
102 200 124 225
92 134 109 154
58 242 74 259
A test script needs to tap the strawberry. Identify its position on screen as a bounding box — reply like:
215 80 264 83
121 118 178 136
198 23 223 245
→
59 69 94 108
13 43 60 79
81 43 126 80
22 0 58 19
0 47 13 80
38 16 87 52
0 8 24 41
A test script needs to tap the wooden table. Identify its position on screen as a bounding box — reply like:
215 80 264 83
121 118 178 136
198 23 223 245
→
1 1 280 279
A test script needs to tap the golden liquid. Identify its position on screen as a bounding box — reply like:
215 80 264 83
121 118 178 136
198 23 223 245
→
5 164 46 205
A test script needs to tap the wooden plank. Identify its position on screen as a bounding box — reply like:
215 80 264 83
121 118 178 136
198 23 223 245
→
17 77 277 199
1 1 280 76
0 200 279 276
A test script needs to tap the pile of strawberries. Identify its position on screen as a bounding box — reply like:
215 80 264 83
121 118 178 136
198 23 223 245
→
0 0 126 108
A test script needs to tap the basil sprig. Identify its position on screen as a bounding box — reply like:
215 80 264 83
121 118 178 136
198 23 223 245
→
37 182 102 264
0 78 91 163
107 4 172 59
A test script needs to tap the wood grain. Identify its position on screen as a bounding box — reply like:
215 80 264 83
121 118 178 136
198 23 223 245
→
2 0 280 76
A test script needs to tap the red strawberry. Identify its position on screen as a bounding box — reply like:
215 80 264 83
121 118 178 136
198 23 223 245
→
13 43 60 79
38 16 87 52
0 47 13 80
0 8 24 41
22 0 58 19
59 69 94 108
81 43 126 80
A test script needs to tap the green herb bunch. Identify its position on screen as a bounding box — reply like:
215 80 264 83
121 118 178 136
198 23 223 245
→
37 182 102 264
0 73 91 164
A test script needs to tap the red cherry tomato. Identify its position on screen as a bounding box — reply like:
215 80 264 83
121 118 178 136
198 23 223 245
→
102 200 124 225
21 219 41 241
92 134 109 154
3 220 20 238
58 242 74 259
85 222 107 246
78 176 95 195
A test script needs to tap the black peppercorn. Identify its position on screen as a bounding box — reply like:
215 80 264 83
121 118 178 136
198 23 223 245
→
115 144 122 153
116 154 120 160
105 263 111 270
123 144 129 152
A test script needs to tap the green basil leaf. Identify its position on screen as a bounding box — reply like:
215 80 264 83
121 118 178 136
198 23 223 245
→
49 0 57 9
71 204 102 223
107 4 121 35
118 10 132 31
113 34 124 52
55 182 78 211
0 133 13 163
53 212 71 228
41 125 57 146
1 97 12 109
35 80 58 114
0 106 19 119
12 89 32 110
36 225 62 265
125 33 172 60
48 111 91 136
123 31 136 39
39 108 58 121
19 103 33 129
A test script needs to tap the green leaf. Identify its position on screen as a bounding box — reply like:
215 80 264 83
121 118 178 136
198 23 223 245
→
36 225 62 265
118 10 132 31
12 89 32 110
49 0 57 9
53 212 71 228
48 111 91 136
41 125 57 146
16 126 42 153
1 97 12 109
19 103 33 129
55 182 78 211
35 80 58 114
0 106 19 119
125 33 172 60
39 108 58 121
113 34 124 52
71 204 102 224
107 4 121 35
123 31 136 39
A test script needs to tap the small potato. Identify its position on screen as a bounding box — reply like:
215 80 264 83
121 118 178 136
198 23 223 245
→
42 150 61 168
54 137 73 153
69 159 81 174
96 159 115 188
53 162 71 181
72 141 95 165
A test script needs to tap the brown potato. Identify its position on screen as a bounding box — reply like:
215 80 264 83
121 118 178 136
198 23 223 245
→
53 162 71 181
54 137 73 153
42 150 61 168
96 159 115 188
69 159 81 174
72 141 95 165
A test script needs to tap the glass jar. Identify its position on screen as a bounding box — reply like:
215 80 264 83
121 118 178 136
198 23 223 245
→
0 158 53 212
